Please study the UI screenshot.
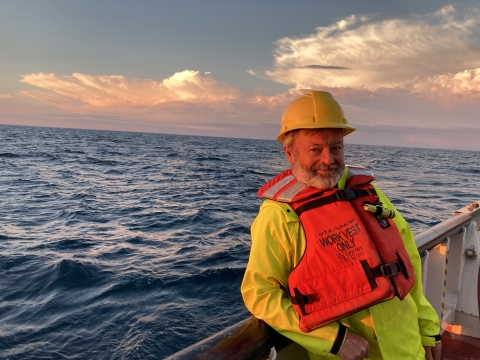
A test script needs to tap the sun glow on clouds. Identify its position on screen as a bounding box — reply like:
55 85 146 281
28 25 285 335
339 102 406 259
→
19 70 241 110
414 68 480 101
3 4 480 149
265 4 480 101
13 4 480 115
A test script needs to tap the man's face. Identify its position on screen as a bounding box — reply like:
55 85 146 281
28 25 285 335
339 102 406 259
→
284 129 345 189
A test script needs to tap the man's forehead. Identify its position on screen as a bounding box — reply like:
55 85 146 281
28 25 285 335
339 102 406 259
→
297 128 343 143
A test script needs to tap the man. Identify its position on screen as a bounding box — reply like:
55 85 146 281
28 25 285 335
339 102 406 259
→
241 91 441 360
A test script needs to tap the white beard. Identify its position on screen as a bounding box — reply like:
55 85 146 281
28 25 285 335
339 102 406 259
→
291 160 345 190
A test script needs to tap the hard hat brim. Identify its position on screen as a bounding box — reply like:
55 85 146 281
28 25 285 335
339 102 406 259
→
277 123 356 143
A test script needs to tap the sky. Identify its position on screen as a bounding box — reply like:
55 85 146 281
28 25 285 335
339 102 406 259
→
1 0 480 150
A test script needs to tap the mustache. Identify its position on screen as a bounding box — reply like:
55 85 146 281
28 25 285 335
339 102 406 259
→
312 163 339 171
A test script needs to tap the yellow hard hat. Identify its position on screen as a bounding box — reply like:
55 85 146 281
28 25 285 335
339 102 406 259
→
277 91 356 143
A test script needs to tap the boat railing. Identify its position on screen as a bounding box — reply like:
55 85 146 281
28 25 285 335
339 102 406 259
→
165 200 480 359
417 201 480 338
416 203 480 253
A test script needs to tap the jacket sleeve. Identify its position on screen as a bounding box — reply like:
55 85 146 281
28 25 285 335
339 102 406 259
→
374 185 441 346
241 200 341 357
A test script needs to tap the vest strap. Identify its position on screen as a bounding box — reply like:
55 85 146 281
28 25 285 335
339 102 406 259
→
374 261 404 278
291 260 404 314
290 288 314 316
330 323 347 356
361 259 405 290
295 188 377 217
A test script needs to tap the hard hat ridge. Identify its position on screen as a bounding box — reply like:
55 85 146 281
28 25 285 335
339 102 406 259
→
277 91 356 143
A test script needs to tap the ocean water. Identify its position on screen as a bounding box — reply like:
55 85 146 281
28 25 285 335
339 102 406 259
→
0 125 479 359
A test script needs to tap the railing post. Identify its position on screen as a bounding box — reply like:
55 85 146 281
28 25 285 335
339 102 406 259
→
455 221 480 337
423 238 450 329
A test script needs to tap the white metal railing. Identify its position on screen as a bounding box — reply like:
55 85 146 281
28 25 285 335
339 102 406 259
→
418 200 480 338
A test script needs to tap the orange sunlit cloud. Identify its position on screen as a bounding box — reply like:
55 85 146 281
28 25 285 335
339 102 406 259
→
18 70 242 110
412 68 480 101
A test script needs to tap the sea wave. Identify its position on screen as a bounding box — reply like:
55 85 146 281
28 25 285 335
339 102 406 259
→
0 125 479 359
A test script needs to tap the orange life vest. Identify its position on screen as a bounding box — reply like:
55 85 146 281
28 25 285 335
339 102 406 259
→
258 166 416 333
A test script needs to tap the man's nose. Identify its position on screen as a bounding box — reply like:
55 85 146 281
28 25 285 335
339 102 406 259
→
320 149 335 164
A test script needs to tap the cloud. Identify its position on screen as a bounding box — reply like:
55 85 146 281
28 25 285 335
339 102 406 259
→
19 70 242 110
265 4 480 101
0 94 14 99
9 70 288 135
15 69 297 127
247 88 303 109
412 67 480 101
297 65 351 70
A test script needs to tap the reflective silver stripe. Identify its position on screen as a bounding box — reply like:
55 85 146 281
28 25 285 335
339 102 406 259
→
276 181 308 203
346 165 374 179
262 175 296 200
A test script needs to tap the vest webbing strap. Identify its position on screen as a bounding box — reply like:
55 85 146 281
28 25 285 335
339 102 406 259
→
290 288 314 315
294 188 377 217
361 259 405 290
291 259 404 315
330 323 347 355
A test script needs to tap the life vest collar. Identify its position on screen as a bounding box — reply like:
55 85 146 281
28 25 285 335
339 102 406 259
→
258 165 375 203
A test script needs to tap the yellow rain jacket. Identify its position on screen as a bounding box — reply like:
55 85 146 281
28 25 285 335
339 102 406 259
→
241 169 440 360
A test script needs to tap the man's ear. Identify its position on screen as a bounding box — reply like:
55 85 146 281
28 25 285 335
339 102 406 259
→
284 145 294 165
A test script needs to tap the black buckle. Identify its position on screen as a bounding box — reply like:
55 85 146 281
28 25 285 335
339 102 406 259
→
380 262 402 278
335 188 359 200
292 288 312 316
